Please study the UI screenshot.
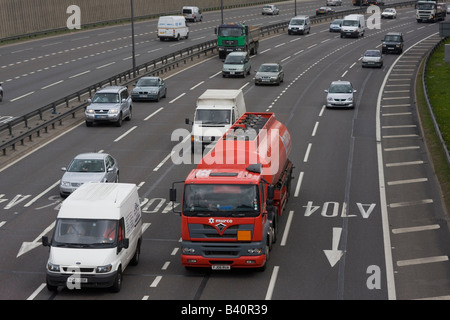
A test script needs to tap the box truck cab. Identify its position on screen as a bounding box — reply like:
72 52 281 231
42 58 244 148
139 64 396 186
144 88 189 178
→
340 14 365 38
186 89 247 152
157 15 189 41
42 183 143 293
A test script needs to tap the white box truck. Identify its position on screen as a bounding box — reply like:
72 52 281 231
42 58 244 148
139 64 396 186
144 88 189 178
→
157 15 189 41
340 14 365 38
42 183 143 293
186 89 247 152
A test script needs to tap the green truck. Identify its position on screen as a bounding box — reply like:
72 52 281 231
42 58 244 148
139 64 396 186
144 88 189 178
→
215 23 260 60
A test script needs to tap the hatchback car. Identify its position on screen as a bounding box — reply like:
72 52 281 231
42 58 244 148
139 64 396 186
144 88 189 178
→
255 63 284 85
131 77 167 102
381 32 404 54
381 8 397 19
85 86 132 127
262 4 280 15
329 19 343 32
0 83 3 102
316 7 334 15
59 153 119 197
362 49 383 68
325 81 357 108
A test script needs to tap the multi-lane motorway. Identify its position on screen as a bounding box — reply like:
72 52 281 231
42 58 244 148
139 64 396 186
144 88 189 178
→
0 0 449 302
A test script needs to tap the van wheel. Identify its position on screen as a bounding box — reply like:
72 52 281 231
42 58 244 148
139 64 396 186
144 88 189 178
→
110 267 122 293
130 240 141 266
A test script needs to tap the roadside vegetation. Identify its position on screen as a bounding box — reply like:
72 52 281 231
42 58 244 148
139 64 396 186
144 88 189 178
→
417 37 450 215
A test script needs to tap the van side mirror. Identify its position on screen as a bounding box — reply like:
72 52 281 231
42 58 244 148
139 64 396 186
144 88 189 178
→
119 238 129 251
185 118 192 125
42 236 50 247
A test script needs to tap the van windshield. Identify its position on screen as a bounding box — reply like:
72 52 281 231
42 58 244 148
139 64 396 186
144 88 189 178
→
195 109 231 124
183 184 260 217
342 20 358 27
52 218 119 248
290 19 305 25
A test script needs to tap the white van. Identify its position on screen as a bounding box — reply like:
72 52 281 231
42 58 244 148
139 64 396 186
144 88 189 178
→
42 183 143 293
182 6 203 22
186 89 247 152
288 15 311 35
157 15 189 41
340 14 365 38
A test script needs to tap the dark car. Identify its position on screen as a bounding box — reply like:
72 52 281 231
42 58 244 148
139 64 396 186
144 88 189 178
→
381 32 404 54
0 83 3 102
316 7 334 15
254 63 284 85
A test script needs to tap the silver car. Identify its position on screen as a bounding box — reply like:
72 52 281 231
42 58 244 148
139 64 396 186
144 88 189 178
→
325 81 357 108
255 63 284 85
85 86 132 127
131 76 167 102
362 49 383 68
0 83 3 102
59 153 119 197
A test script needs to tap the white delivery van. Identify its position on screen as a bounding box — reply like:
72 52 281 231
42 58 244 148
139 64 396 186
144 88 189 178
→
340 14 365 38
186 89 247 152
182 6 203 22
42 183 143 293
157 15 189 41
288 15 311 35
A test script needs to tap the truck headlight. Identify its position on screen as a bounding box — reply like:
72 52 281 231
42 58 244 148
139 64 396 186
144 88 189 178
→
47 262 60 272
182 247 195 254
96 264 112 273
247 248 262 254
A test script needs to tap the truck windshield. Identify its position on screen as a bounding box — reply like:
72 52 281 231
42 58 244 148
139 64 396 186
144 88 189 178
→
195 109 231 124
183 184 260 217
218 27 243 37
52 218 118 248
417 3 435 9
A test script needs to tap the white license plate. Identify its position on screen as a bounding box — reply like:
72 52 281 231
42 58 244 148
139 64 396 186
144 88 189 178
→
67 277 88 283
212 265 231 270
140 94 148 98
230 71 235 75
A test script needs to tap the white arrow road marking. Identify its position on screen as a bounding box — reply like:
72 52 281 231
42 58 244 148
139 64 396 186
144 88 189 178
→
323 227 344 267
17 221 56 258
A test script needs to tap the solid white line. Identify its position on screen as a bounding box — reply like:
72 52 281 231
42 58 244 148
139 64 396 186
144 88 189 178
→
150 276 162 287
294 171 304 197
280 211 294 246
27 283 46 300
392 224 440 234
265 266 279 300
114 126 137 142
24 180 60 207
144 107 163 121
41 80 63 90
169 92 186 104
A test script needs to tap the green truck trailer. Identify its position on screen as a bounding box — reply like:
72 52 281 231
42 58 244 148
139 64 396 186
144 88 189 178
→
215 23 260 60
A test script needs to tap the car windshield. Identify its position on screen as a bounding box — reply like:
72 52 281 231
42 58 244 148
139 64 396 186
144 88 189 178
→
67 159 105 172
290 19 305 25
384 35 401 42
195 109 231 124
225 55 245 64
365 51 381 57
329 83 353 93
218 27 244 37
384 9 394 12
92 92 119 103
258 64 279 72
137 78 158 86
52 218 118 248
183 184 260 217
331 19 342 25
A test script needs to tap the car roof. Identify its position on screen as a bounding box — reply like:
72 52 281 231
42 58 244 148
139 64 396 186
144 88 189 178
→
331 80 351 85
73 152 109 160
95 86 125 93
386 32 402 36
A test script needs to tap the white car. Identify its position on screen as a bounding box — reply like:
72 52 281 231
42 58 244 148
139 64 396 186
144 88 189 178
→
327 0 342 6
325 81 357 108
381 8 397 19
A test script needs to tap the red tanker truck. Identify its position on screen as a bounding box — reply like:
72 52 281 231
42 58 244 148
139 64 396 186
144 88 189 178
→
170 112 294 270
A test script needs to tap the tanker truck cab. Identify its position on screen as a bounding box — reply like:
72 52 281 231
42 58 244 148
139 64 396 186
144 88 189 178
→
42 183 142 293
186 89 247 152
172 112 293 271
